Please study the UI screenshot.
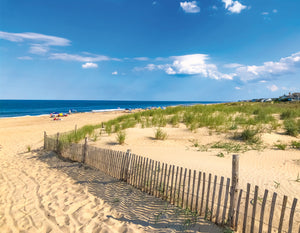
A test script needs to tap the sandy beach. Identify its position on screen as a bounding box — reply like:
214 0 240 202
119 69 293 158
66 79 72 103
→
0 112 223 233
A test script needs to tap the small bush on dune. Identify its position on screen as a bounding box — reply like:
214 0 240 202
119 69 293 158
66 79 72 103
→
154 128 168 140
116 131 126 145
280 110 296 120
284 119 299 137
240 128 261 144
291 141 300 149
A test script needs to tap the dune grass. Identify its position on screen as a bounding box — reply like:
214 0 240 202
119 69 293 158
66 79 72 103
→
55 102 300 145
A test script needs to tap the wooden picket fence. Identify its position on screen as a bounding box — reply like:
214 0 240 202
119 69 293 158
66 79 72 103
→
44 132 299 232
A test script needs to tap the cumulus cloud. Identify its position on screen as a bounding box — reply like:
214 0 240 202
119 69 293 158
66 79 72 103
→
82 62 98 69
267 84 278 92
49 53 111 62
144 54 233 80
180 1 200 13
221 0 247 14
235 52 300 82
112 71 118 75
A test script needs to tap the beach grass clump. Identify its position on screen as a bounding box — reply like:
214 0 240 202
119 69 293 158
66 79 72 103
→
116 131 126 145
154 128 168 140
291 141 300 149
280 109 297 119
239 127 261 144
274 143 287 150
26 145 31 152
169 114 180 127
211 141 245 153
284 119 299 137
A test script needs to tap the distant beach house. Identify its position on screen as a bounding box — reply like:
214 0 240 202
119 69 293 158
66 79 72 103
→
279 92 300 101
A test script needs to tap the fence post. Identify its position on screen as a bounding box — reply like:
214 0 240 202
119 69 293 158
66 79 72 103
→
44 131 47 149
229 154 239 228
82 137 88 163
124 149 131 181
56 132 60 152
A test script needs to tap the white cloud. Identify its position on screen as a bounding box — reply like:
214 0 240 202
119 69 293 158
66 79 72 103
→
112 71 118 75
82 62 98 69
223 63 243 68
17 56 32 60
273 9 278 13
134 57 149 61
235 87 241 90
212 5 218 10
235 52 300 82
221 0 247 14
267 84 278 92
144 54 234 80
0 31 70 46
49 53 111 62
180 1 200 13
0 31 71 56
29 44 49 55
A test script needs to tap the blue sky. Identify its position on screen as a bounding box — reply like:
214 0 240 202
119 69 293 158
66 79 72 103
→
0 0 299 101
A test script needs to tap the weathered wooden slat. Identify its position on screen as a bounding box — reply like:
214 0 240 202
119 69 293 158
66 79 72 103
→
190 170 196 211
162 164 168 200
155 162 161 197
186 169 191 209
278 195 288 233
143 158 149 192
267 192 277 233
181 168 187 208
195 171 201 213
144 159 150 192
250 185 259 233
139 157 146 190
243 183 251 233
169 165 175 204
151 161 158 196
177 167 183 206
215 176 224 224
133 155 140 188
165 165 172 201
258 189 269 233
131 154 137 185
210 175 217 221
159 163 165 198
149 159 154 194
200 172 206 215
205 173 212 219
235 189 243 231
173 166 179 205
288 198 298 233
153 162 160 197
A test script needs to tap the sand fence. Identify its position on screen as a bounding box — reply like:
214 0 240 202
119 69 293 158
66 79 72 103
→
44 132 299 233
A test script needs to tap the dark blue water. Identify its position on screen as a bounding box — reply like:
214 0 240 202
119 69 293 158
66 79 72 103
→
0 100 222 118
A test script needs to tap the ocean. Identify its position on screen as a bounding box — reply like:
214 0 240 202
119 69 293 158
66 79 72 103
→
0 100 222 118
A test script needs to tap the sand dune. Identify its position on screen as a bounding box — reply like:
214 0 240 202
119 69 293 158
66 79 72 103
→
0 112 222 233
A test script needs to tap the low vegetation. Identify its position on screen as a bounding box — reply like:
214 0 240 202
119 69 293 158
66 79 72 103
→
53 102 300 152
116 131 126 145
154 128 168 140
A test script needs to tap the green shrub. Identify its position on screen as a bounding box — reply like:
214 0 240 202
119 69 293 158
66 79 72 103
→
154 128 168 140
274 143 287 150
280 110 296 119
240 128 261 144
291 141 300 149
284 119 299 137
116 131 126 145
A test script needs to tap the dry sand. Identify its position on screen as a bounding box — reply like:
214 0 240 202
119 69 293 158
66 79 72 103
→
0 112 222 233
